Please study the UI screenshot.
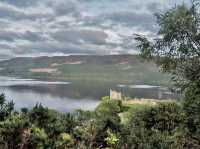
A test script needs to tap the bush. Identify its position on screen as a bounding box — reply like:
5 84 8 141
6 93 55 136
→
0 95 199 149
95 97 122 129
105 129 119 149
123 102 184 149
0 113 30 148
183 83 200 140
55 133 74 148
29 126 48 148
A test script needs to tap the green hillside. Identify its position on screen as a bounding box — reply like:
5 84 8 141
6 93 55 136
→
0 55 170 85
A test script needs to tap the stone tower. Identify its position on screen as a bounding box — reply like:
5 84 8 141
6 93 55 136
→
110 89 122 100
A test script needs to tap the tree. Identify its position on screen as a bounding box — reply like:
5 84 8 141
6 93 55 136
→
0 94 14 121
122 103 184 149
135 2 200 88
135 1 200 141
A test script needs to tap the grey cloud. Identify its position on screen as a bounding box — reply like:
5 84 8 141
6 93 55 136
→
0 31 20 42
0 5 25 20
146 2 162 13
0 0 190 57
0 4 54 21
52 29 108 45
1 0 38 7
52 21 71 29
15 41 103 55
0 30 44 42
0 20 11 29
0 43 13 49
43 0 80 18
55 2 78 16
106 11 156 29
80 10 157 33
21 31 45 42
79 15 104 27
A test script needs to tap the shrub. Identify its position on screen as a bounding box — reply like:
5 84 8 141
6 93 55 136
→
123 102 184 149
183 83 200 140
95 98 122 133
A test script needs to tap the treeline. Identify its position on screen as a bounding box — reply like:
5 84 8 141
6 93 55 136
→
0 95 199 149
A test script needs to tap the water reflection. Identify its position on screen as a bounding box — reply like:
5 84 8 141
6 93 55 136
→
0 87 99 112
0 76 70 86
0 76 181 112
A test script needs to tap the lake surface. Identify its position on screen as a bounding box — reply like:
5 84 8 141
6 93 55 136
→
0 76 181 112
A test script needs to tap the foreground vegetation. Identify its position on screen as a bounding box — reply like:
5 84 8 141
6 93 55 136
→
1 95 199 149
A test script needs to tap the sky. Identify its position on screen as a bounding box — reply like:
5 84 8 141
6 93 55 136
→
0 0 190 58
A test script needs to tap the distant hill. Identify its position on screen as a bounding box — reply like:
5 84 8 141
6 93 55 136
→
0 55 171 85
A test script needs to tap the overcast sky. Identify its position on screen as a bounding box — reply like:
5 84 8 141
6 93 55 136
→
0 0 189 58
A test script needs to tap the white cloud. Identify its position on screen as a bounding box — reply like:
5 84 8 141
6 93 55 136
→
105 30 123 45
